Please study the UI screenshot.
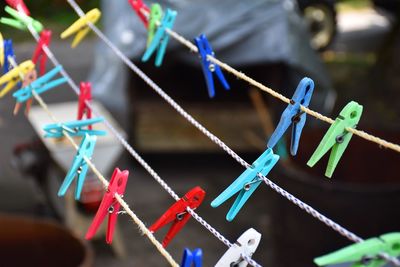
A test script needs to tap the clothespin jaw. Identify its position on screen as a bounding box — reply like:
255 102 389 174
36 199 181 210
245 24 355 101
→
0 6 43 33
3 39 16 74
32 30 52 76
0 33 4 68
146 4 163 46
58 134 97 200
43 117 106 138
194 34 230 98
86 168 129 244
307 101 363 178
77 82 92 127
13 69 37 115
128 0 150 28
215 228 261 267
211 148 279 221
60 8 101 48
149 186 206 247
0 60 34 98
142 8 177 67
180 248 203 267
267 77 314 155
314 233 400 267
5 0 30 16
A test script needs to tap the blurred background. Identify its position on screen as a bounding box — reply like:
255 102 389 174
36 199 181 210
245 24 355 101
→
1 0 400 266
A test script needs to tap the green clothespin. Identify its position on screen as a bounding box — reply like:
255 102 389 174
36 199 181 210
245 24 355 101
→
0 6 43 33
146 3 163 47
314 233 400 267
307 101 363 178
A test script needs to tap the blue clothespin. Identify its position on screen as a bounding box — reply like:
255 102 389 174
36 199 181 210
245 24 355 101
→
58 134 97 200
194 34 230 98
3 39 16 74
180 248 202 267
267 77 314 156
43 117 106 138
211 148 279 221
142 8 177 67
12 65 67 103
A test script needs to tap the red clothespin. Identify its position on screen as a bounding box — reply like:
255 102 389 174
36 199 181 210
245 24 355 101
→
77 82 92 128
32 30 52 76
128 0 150 28
85 168 129 244
149 186 206 247
5 0 30 16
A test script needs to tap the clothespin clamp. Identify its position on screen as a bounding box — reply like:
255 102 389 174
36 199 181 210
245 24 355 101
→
0 60 34 98
149 186 206 247
267 77 314 155
194 34 230 98
307 101 363 178
128 0 150 28
13 69 36 115
3 39 16 74
211 148 279 221
60 8 101 48
180 248 202 267
86 168 129 244
5 0 30 16
0 6 43 33
77 82 92 128
146 4 163 46
58 134 97 200
142 8 177 67
314 232 400 267
215 228 261 267
43 117 106 138
0 33 4 68
32 30 52 76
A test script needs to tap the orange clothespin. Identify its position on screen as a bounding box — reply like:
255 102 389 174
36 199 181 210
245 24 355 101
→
13 69 36 115
32 30 51 76
77 82 92 129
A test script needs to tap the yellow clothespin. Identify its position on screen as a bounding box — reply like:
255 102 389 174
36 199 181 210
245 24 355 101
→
0 60 34 98
60 8 101 48
0 33 4 67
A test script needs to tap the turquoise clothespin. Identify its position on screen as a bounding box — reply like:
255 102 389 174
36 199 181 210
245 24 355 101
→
142 8 177 67
58 134 97 200
314 232 400 267
307 101 363 178
43 117 106 138
211 148 279 221
0 6 43 33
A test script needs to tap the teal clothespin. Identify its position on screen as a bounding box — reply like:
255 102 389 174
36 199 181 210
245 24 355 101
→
58 134 97 200
142 8 177 67
0 6 43 33
43 117 106 138
146 4 163 47
211 148 279 221
314 232 400 267
307 101 363 178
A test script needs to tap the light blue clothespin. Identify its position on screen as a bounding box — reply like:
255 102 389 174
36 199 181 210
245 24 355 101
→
267 77 314 156
58 134 97 200
43 117 106 138
180 248 202 267
141 8 177 67
211 148 279 221
12 65 67 103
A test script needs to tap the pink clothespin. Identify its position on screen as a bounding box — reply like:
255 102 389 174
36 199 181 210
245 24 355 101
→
77 82 92 129
13 69 37 116
32 30 52 76
5 0 30 16
128 0 150 28
85 168 129 244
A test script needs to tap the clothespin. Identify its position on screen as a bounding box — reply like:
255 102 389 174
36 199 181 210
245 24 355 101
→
85 168 129 244
142 8 177 67
3 39 16 74
307 101 363 178
5 0 30 16
12 65 67 103
314 232 400 267
58 134 97 200
211 148 279 221
267 77 314 155
0 33 4 68
60 8 101 48
146 4 163 46
32 30 52 76
128 0 150 28
215 228 261 267
0 60 34 98
13 69 36 115
180 248 202 267
0 6 43 33
43 117 106 138
77 82 92 129
149 186 206 247
194 34 230 98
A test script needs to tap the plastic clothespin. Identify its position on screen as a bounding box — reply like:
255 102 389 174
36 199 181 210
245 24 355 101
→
146 4 163 46
128 0 150 28
307 101 363 178
60 8 101 48
3 39 16 74
5 0 30 16
314 232 400 267
194 34 230 98
86 168 129 244
12 65 67 103
267 77 314 156
58 134 97 200
211 148 279 221
32 30 52 76
215 228 261 267
0 33 4 68
142 8 177 67
77 82 92 129
13 69 36 115
0 60 34 98
0 6 43 33
180 248 202 267
43 117 106 138
149 186 206 247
